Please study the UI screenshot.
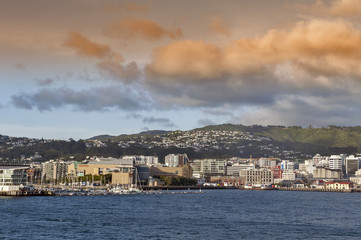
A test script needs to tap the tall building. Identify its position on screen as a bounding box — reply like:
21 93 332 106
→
191 159 226 178
281 160 295 170
165 154 189 167
329 155 342 170
42 160 68 181
240 169 273 186
346 155 360 175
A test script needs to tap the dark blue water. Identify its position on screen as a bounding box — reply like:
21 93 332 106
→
1 190 360 239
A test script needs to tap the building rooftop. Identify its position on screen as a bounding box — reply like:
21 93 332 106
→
0 166 30 170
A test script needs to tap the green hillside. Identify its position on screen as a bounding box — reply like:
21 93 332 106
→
90 124 361 149
256 126 361 148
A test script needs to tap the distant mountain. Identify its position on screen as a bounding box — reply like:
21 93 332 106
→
88 130 171 141
138 130 170 135
87 134 116 140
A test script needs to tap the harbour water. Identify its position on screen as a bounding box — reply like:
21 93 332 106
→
1 189 360 239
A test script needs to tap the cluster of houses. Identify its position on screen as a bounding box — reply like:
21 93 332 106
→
197 154 360 190
0 154 193 191
1 153 361 192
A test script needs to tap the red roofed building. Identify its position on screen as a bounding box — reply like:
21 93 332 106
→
324 182 353 190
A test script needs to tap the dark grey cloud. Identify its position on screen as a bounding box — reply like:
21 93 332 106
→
229 93 361 127
145 70 283 109
11 95 33 109
36 78 54 86
97 60 140 83
142 117 177 128
126 113 143 119
11 86 149 112
197 118 216 127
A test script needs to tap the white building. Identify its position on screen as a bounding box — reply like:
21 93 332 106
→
165 154 188 167
191 159 226 178
226 163 255 176
281 160 295 171
0 166 29 191
282 169 296 181
312 154 329 166
240 169 273 186
122 155 158 166
329 155 342 170
258 158 277 168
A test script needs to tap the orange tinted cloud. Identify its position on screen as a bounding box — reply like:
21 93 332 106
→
147 19 361 81
147 40 223 79
296 0 361 17
124 2 149 13
210 17 231 37
104 18 182 41
103 2 149 14
64 32 113 59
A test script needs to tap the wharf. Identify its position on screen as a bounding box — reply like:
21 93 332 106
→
142 186 237 191
278 187 353 193
0 190 53 197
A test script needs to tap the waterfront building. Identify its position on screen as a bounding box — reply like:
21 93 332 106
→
111 172 133 186
210 176 244 186
226 163 255 176
324 182 352 190
0 166 29 191
329 155 342 170
240 168 273 186
345 155 360 174
77 157 135 176
349 176 361 185
149 164 193 178
191 159 226 178
41 160 68 182
165 154 189 167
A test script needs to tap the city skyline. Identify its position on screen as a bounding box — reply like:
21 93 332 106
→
2 0 361 139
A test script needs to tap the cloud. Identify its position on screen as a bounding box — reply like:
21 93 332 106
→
11 86 149 112
11 95 33 109
142 117 177 128
296 0 361 17
126 113 143 119
197 118 216 127
97 60 140 83
63 31 114 59
104 18 182 41
14 63 26 70
147 19 361 81
124 2 149 13
63 31 139 83
210 17 231 37
142 17 361 129
36 78 54 86
230 93 361 127
103 2 149 14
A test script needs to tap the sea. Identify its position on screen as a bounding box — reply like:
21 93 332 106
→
1 189 360 240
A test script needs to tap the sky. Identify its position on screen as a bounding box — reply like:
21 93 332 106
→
2 0 361 139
